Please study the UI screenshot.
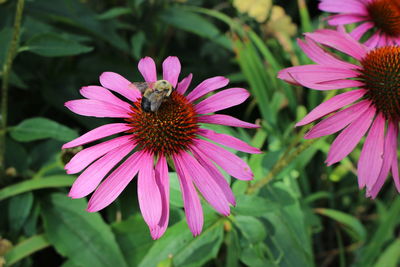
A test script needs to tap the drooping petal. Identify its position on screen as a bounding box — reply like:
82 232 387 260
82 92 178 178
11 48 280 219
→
173 153 203 236
198 114 259 128
198 128 261 154
162 56 181 88
297 89 366 126
326 105 376 165
304 100 370 139
297 37 359 69
367 122 398 198
87 150 146 212
319 0 368 15
68 141 135 198
138 152 162 231
65 99 130 118
150 155 170 240
80 86 132 112
357 113 385 189
193 139 253 180
65 135 132 174
364 32 381 48
99 72 140 101
138 57 157 82
62 123 131 149
176 73 193 94
186 76 229 102
350 22 374 41
178 151 230 215
289 75 364 90
305 29 367 61
327 14 366 25
195 88 249 114
191 145 236 205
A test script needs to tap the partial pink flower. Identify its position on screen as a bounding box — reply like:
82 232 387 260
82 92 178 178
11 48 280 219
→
278 29 400 198
319 0 400 47
63 56 260 239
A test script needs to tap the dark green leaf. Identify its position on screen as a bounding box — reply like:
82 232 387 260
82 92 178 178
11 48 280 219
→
8 192 34 236
4 235 50 266
10 117 78 142
235 216 267 244
233 195 279 216
41 193 128 267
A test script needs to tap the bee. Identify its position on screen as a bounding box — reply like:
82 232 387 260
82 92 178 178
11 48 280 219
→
133 80 174 112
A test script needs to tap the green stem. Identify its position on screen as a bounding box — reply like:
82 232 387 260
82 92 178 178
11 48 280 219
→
0 0 25 173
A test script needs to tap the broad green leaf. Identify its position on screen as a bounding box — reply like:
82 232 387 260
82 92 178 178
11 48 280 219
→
139 213 224 267
4 235 50 266
240 243 275 267
41 193 127 267
97 7 132 20
169 172 183 207
225 228 241 267
233 195 279 216
0 175 74 201
315 208 367 242
25 33 93 57
10 117 78 142
8 192 34 236
5 137 28 172
373 239 400 267
234 216 267 244
112 215 153 266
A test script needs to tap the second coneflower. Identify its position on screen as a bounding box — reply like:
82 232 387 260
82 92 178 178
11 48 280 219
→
63 56 260 239
278 29 400 198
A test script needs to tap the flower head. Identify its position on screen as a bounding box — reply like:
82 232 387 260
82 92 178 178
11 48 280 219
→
278 29 400 198
63 56 260 239
319 0 400 47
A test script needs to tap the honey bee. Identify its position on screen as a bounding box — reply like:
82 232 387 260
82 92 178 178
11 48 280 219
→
133 80 174 112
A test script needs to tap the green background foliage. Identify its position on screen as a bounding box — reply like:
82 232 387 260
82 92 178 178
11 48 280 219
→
1 0 399 266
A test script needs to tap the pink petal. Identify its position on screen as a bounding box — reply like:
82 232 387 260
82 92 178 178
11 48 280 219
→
186 76 229 102
65 99 130 118
319 0 368 15
357 113 385 189
176 73 193 95
193 139 254 180
80 86 132 112
138 57 157 82
198 128 261 154
62 123 131 149
173 153 203 236
289 74 364 90
150 155 170 240
297 37 359 69
99 72 140 101
64 135 132 174
364 32 381 48
68 141 135 198
162 56 181 88
350 22 374 41
326 105 376 165
305 30 367 61
367 121 398 198
326 14 366 25
198 114 259 128
297 89 366 126
138 152 162 231
195 88 249 114
87 150 146 212
304 100 370 139
278 65 359 84
190 146 236 205
178 151 230 215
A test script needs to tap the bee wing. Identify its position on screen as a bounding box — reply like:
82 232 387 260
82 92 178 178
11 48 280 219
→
132 82 154 93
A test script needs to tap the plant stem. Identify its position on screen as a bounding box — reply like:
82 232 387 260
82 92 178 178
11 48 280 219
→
0 0 25 174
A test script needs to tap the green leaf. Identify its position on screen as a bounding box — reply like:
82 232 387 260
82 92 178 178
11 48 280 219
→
315 208 367 242
0 175 75 201
373 239 400 267
10 117 78 142
4 235 50 266
41 193 128 267
233 195 279 216
139 213 224 267
97 7 132 20
8 192 34 235
25 33 93 57
234 216 267 244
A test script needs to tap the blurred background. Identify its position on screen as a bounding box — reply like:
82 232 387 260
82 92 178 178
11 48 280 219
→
1 0 399 266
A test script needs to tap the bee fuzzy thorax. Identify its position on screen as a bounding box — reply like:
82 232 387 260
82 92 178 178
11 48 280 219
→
136 80 174 112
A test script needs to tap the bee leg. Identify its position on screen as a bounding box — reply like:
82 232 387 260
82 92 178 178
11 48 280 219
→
141 97 152 112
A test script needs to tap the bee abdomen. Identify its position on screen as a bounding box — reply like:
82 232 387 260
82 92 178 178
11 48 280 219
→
141 97 152 112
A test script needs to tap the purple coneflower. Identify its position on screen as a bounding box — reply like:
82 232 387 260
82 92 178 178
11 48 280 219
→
63 56 260 239
278 29 400 198
319 0 400 47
